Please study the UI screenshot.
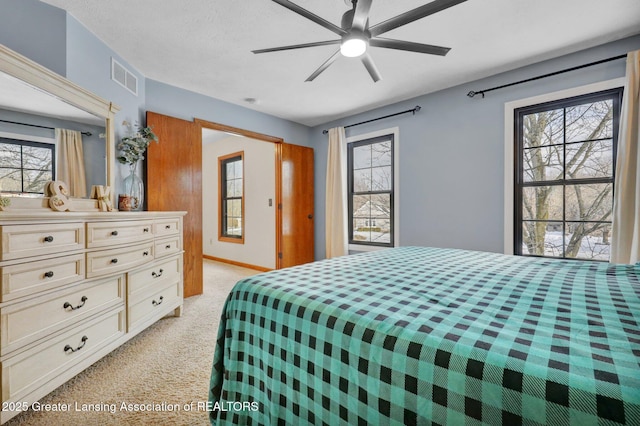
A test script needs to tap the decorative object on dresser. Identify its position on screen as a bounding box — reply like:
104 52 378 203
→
90 185 114 212
45 181 73 212
0 210 186 424
117 121 158 211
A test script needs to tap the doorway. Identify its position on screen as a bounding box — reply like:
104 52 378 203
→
201 127 277 270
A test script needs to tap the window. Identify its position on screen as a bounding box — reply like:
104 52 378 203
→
0 138 55 195
219 152 244 243
348 133 394 247
514 88 622 261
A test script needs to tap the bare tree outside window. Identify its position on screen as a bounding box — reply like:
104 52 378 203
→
516 88 622 261
0 139 54 194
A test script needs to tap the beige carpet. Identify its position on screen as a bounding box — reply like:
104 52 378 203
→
5 260 258 426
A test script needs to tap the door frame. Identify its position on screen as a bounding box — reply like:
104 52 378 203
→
195 119 285 269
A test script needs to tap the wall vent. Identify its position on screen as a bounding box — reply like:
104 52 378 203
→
111 58 138 96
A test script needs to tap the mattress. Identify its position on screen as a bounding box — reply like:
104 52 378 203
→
209 246 640 425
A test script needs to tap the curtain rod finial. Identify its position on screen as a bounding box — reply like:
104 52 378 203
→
467 91 476 98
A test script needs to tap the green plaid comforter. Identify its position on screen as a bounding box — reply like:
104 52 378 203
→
209 247 640 425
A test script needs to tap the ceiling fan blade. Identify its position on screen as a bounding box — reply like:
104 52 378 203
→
361 53 381 82
271 0 347 36
253 40 340 54
369 0 467 37
306 49 341 82
369 37 450 56
351 0 373 32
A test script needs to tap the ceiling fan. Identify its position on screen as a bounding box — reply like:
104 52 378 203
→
253 0 467 82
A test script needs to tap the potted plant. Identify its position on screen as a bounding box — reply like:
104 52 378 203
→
117 121 158 211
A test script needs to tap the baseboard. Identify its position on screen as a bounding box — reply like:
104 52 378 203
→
203 255 272 272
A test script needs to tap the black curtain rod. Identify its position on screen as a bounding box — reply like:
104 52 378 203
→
322 105 421 134
0 119 92 136
467 54 627 99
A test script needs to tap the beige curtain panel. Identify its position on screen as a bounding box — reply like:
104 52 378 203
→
55 128 87 198
611 50 640 264
325 127 348 258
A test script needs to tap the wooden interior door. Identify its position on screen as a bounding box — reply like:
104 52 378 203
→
279 143 314 268
146 111 203 297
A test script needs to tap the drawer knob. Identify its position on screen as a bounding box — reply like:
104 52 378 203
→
165 244 171 249
152 296 164 306
143 251 150 256
44 271 54 278
43 235 54 243
143 228 150 233
165 225 171 229
64 335 88 353
111 230 119 236
152 269 164 278
63 296 88 311
110 258 118 264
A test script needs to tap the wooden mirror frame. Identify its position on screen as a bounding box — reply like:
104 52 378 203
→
0 44 120 209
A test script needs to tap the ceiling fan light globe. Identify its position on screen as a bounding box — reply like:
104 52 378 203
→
340 38 367 57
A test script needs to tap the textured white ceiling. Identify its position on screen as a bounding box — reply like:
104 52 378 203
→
40 0 640 127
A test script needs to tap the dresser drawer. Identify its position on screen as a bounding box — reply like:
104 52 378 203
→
0 223 84 261
86 220 153 249
0 254 84 302
0 275 124 356
86 242 154 279
154 236 181 259
128 255 182 302
1 308 125 403
153 217 181 238
128 281 181 332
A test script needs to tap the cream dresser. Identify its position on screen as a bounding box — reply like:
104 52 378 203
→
0 211 185 424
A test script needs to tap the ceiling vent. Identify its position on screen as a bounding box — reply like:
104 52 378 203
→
111 58 138 96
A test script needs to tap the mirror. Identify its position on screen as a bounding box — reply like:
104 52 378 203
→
0 44 118 206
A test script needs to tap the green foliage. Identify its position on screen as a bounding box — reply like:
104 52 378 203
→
0 196 11 208
117 122 159 166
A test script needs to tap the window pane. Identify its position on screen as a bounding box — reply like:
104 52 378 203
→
0 168 21 191
227 199 242 216
352 194 390 244
371 141 392 166
226 161 237 179
0 143 21 168
234 160 243 179
353 169 371 192
353 145 371 169
565 140 613 179
521 221 564 257
523 146 563 182
23 169 51 193
227 179 242 197
565 183 612 221
522 186 563 221
371 166 391 191
564 223 611 261
566 100 613 143
21 145 52 170
522 109 563 148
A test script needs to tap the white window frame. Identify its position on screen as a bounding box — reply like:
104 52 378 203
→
347 126 400 252
503 77 624 254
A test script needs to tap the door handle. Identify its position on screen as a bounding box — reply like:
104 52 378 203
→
308 214 313 219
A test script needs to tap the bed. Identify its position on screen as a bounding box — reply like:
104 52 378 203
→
209 246 640 425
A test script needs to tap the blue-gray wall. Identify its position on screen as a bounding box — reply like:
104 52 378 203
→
0 0 66 76
145 80 310 148
311 35 640 259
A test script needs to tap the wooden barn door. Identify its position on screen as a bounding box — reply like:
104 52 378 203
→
146 111 203 297
279 143 314 268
